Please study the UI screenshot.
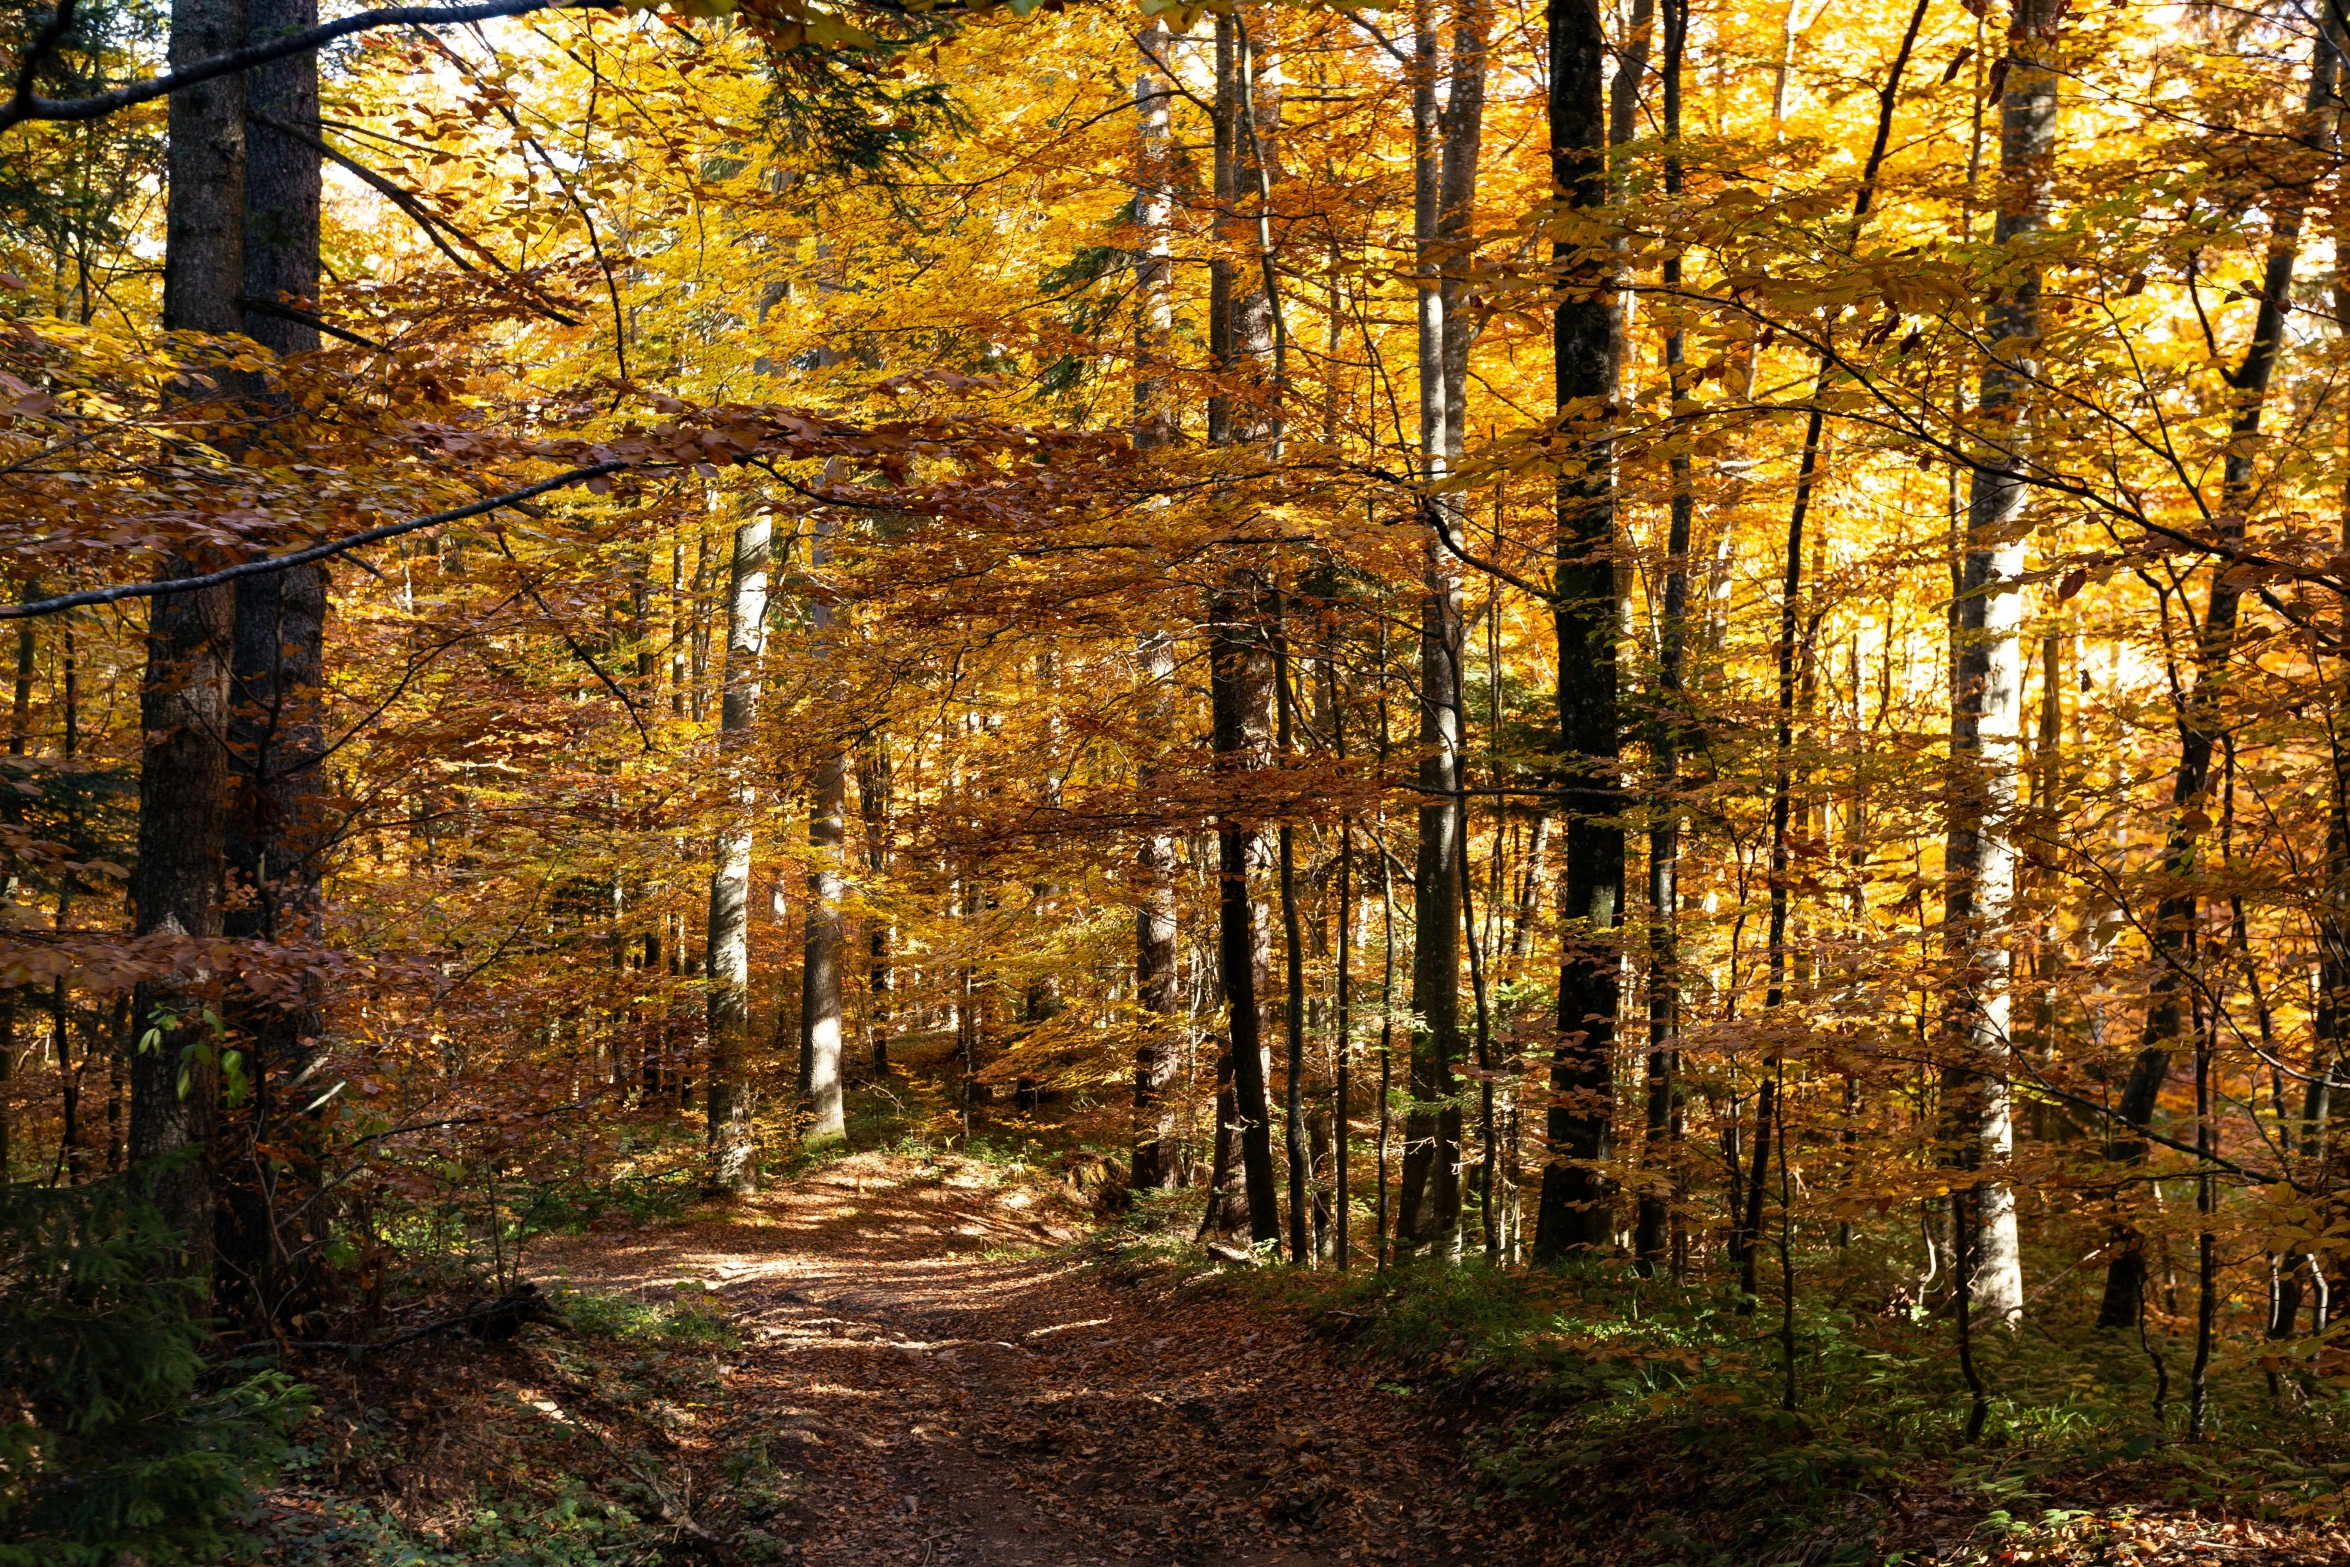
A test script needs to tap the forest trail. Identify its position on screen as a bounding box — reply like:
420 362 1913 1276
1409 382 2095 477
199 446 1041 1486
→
528 1152 1526 1567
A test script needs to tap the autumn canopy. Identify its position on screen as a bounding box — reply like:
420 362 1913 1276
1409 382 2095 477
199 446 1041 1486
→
3 0 2350 1557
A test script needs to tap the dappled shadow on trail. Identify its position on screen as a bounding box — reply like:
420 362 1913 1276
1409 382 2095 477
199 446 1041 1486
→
529 1152 1528 1567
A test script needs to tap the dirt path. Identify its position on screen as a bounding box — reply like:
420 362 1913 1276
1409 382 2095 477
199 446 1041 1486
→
529 1152 1529 1567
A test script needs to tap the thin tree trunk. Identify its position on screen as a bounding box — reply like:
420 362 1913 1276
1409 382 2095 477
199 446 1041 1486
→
0 584 31 1181
1437 0 1488 466
1275 607 1310 1263
1636 0 1691 1277
1509 814 1547 963
1206 13 1236 448
1134 630 1183 1189
803 744 847 1147
1334 661 1354 1266
1399 531 1465 1258
2098 20 2336 1328
802 508 847 1149
1396 0 1465 1260
1375 615 1396 1266
704 510 772 1194
1605 0 1653 396
1130 29 1182 1190
1536 0 1622 1260
1200 11 1281 1253
1211 574 1282 1250
856 736 892 1076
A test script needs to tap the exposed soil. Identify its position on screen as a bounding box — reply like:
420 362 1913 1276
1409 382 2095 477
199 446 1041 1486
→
524 1151 1530 1567
250 1151 2350 1567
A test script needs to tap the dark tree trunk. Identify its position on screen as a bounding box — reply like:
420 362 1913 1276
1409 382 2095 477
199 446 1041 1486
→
1398 546 1464 1258
241 0 317 359
1535 0 1623 1260
1211 574 1282 1251
131 0 249 1279
221 0 325 1306
128 572 234 1272
1635 0 1690 1277
1275 609 1310 1263
2097 22 2335 1328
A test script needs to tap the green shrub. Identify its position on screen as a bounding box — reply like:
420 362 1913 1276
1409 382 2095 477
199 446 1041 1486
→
0 1177 309 1566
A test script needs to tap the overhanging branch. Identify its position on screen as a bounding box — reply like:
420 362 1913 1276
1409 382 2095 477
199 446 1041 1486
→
0 461 632 619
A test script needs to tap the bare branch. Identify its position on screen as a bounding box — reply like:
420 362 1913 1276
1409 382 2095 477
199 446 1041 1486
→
0 0 593 133
0 461 633 620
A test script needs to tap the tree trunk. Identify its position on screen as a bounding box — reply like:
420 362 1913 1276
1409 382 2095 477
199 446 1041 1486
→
1396 0 1467 1262
1636 0 1691 1277
1437 0 1488 468
2096 19 2335 1328
1134 631 1183 1190
705 511 771 1194
1535 0 1622 1260
1605 0 1652 392
1211 574 1282 1251
801 508 847 1149
1275 608 1310 1263
165 0 245 342
131 0 249 1276
221 0 324 1306
1129 29 1183 1191
241 0 317 356
855 737 891 1075
129 569 234 1270
1942 0 2063 1332
1197 10 1281 1252
802 746 847 1148
1206 14 1236 449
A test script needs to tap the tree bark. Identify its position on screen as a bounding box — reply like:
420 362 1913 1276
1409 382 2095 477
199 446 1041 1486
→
1942 0 2064 1332
856 736 891 1076
131 0 248 1277
1275 606 1310 1263
705 511 771 1194
1129 28 1183 1191
241 0 316 359
1535 0 1622 1260
128 570 234 1270
802 745 847 1148
1211 573 1282 1251
1635 0 1691 1277
1396 0 1470 1261
1133 628 1183 1191
802 510 847 1149
220 0 323 1307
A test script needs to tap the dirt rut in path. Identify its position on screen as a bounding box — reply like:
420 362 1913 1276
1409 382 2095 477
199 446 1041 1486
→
529 1153 1521 1567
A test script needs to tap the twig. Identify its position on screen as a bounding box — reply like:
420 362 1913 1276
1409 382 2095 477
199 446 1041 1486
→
248 110 582 326
0 0 594 133
238 294 386 350
0 462 631 620
287 1284 567 1355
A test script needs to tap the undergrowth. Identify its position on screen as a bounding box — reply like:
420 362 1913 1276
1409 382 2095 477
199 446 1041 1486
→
0 1178 309 1567
248 1281 790 1567
1089 1206 2350 1564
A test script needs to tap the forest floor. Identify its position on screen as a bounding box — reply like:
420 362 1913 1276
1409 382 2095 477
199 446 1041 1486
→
514 1149 1519 1567
242 1147 2350 1567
